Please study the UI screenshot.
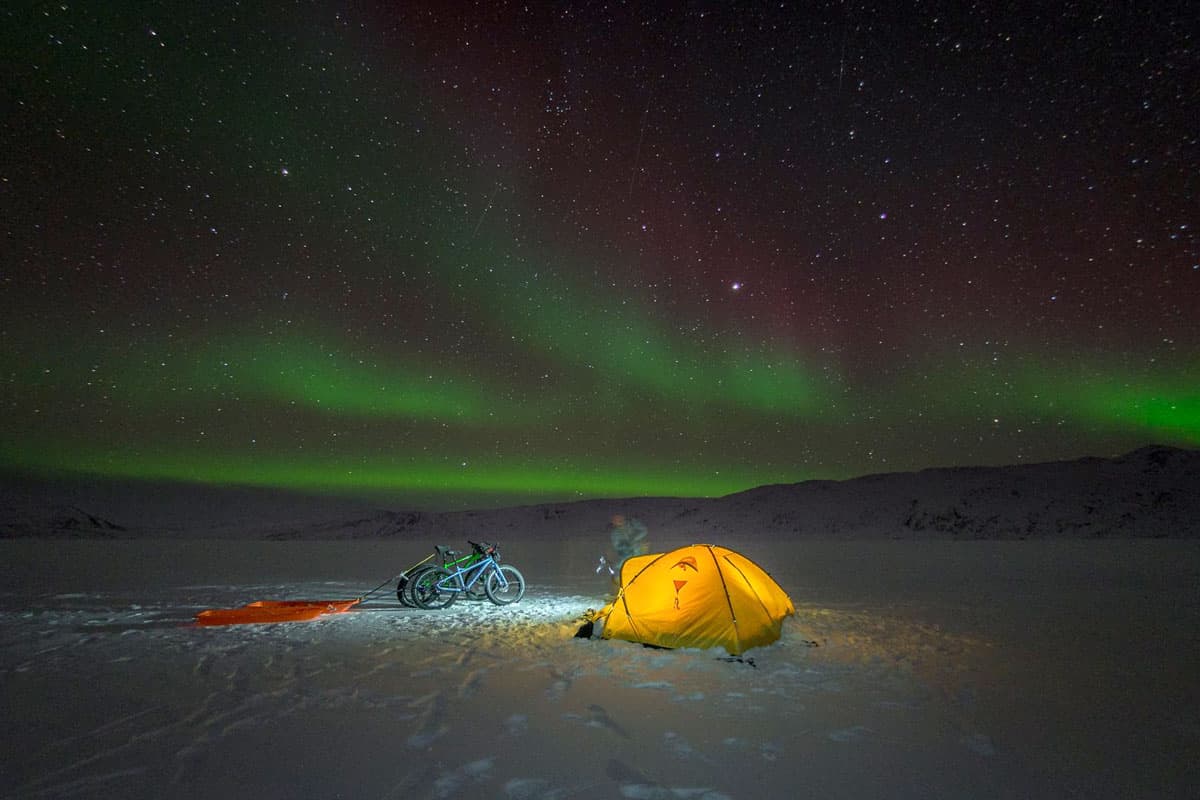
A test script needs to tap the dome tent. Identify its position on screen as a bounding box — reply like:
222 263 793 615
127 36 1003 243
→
594 544 794 656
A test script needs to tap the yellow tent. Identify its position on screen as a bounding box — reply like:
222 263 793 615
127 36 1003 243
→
595 544 795 655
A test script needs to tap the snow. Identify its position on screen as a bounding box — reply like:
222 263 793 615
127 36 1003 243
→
3 537 1198 799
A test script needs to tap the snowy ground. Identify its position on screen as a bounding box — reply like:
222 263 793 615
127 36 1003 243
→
2 538 1198 799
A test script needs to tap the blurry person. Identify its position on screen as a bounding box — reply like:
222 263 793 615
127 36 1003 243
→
608 514 648 566
593 514 650 592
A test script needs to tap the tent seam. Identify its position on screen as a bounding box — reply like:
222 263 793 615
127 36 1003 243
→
705 544 741 655
722 555 774 621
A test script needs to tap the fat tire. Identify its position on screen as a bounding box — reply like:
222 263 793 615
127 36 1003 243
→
414 567 456 609
402 565 439 607
485 565 526 605
396 568 424 606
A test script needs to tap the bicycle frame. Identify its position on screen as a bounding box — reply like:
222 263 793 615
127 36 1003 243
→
435 556 511 593
440 549 483 571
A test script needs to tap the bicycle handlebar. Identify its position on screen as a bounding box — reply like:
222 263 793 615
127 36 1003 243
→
468 540 499 559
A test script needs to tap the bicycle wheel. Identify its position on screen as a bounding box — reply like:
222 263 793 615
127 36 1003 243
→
413 567 456 609
401 565 437 607
485 564 526 605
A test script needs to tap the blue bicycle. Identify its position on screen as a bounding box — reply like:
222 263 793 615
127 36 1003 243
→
412 541 526 609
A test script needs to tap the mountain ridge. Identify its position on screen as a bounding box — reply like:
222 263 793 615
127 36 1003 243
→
2 445 1197 539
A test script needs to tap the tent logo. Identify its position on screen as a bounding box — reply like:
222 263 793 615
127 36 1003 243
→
672 558 697 608
673 579 687 609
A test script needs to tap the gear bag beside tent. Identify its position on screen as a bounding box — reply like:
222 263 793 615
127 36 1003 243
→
593 544 795 656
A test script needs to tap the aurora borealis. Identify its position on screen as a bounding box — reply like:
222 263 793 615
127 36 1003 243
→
2 3 1196 508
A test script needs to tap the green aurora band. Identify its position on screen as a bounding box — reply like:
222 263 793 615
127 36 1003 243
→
1 444 801 502
3 333 1194 505
894 352 1200 445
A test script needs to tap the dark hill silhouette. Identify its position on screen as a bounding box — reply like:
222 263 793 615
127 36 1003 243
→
2 446 1197 539
0 504 127 539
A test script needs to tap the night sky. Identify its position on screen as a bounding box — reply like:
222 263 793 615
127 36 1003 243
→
2 3 1197 509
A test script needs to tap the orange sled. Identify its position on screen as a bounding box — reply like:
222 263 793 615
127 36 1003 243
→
195 599 360 626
